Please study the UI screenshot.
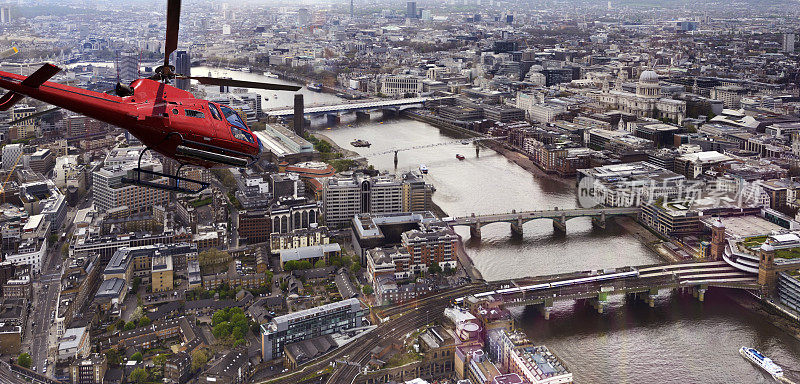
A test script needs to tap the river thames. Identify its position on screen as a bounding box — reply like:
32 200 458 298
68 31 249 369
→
201 66 800 383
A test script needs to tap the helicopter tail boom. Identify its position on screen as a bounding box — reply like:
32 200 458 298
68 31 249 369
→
0 64 132 127
0 63 61 111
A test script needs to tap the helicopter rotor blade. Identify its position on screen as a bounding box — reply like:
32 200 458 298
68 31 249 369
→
7 106 60 126
164 0 181 67
0 47 18 59
181 76 301 91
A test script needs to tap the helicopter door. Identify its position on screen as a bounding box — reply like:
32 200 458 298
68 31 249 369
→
207 102 224 143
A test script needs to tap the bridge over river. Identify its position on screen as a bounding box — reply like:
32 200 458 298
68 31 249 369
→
265 96 454 121
460 260 758 319
444 206 642 238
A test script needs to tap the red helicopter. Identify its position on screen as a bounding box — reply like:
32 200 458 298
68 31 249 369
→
0 0 300 193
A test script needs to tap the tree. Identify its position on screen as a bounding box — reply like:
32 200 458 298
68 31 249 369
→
105 349 122 367
124 321 136 331
17 353 31 368
350 262 362 274
131 352 143 362
191 349 209 371
428 263 442 275
138 315 151 328
283 260 313 271
314 259 326 268
129 367 148 384
232 326 246 341
212 321 232 339
212 309 229 326
362 284 374 295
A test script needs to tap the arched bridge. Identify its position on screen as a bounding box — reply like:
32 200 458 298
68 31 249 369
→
265 96 455 119
444 207 641 238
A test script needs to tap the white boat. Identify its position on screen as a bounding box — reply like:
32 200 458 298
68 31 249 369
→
740 347 783 378
419 164 428 174
264 72 279 79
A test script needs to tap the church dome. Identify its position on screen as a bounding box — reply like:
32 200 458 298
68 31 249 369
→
639 70 659 83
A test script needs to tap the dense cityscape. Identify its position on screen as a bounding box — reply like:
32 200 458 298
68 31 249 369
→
0 0 798 383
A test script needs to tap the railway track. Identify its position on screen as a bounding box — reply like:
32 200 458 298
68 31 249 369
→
257 284 486 384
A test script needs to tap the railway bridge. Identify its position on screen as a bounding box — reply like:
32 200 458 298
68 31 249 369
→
443 206 641 238
460 260 759 319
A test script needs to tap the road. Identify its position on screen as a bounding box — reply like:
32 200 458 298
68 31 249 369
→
23 201 81 377
26 241 64 376
256 284 487 384
210 177 239 248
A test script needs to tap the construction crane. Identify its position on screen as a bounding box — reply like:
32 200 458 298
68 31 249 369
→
0 148 23 204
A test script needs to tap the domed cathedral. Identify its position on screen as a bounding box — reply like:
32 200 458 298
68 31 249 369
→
636 70 661 98
591 67 686 125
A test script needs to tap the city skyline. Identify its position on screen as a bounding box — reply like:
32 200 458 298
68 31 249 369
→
0 0 798 383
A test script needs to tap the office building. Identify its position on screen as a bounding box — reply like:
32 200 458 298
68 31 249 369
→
261 298 364 361
6 238 47 273
380 75 424 96
270 226 330 255
783 33 796 53
69 354 107 384
11 104 36 139
269 197 321 234
116 50 138 84
297 8 311 26
322 173 404 227
58 326 90 361
66 114 106 138
29 149 54 175
402 172 433 212
2 143 23 170
406 1 417 19
577 162 690 207
0 7 11 24
151 254 174 292
173 50 191 90
778 268 800 313
639 202 702 237
92 162 169 213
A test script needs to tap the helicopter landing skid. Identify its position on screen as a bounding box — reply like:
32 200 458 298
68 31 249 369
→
121 146 210 194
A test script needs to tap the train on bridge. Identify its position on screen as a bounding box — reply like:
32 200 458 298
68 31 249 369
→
454 268 640 305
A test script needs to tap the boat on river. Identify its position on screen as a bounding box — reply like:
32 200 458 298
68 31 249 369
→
740 347 783 379
351 139 371 147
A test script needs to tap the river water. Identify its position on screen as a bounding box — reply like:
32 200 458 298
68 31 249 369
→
201 66 800 383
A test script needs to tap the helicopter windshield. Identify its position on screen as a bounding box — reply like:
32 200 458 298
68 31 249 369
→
219 105 248 131
219 105 255 144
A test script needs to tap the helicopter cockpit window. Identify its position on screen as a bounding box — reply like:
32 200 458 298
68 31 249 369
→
208 103 222 120
219 105 248 131
184 109 205 119
231 126 255 144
